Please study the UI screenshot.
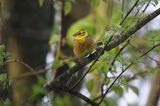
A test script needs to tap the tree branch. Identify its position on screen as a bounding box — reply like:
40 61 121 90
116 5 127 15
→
47 7 160 92
5 59 35 72
45 85 98 106
67 90 98 106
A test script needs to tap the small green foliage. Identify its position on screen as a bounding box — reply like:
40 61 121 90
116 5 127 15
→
30 83 47 102
64 1 72 15
0 45 6 66
97 62 109 73
90 0 100 8
52 59 62 69
103 78 110 85
102 98 117 106
37 76 46 85
54 96 73 106
0 73 8 88
0 99 13 106
112 85 123 96
127 15 139 21
101 25 124 45
101 30 115 45
118 76 129 90
86 78 101 98
151 0 159 6
86 80 94 93
147 30 160 45
123 16 140 29
49 34 59 44
32 84 47 96
0 73 7 82
38 0 44 6
129 85 139 95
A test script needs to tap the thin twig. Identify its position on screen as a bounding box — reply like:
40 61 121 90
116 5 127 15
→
5 59 35 72
99 63 133 104
10 66 52 80
69 35 114 90
142 0 152 13
98 43 160 105
135 2 145 16
127 70 149 81
67 90 98 106
120 0 140 25
139 45 160 58
11 69 46 80
129 42 160 65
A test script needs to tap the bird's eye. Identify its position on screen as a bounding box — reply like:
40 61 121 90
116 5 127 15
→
78 32 82 35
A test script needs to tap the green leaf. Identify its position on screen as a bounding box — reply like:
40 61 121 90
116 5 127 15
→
49 34 59 44
0 44 6 66
112 85 123 96
98 62 109 73
126 16 139 22
0 74 7 81
38 0 44 6
64 1 72 15
30 84 47 101
54 96 72 106
32 84 47 95
101 30 115 45
102 97 117 106
119 76 129 90
101 25 124 45
90 0 100 8
103 78 110 85
129 85 139 95
0 99 13 106
86 80 94 92
152 0 158 6
52 59 62 68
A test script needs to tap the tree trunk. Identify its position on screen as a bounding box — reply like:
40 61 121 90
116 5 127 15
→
2 0 54 105
146 74 160 106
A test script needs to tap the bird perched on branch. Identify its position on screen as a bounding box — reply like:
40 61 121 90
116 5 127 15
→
73 29 95 62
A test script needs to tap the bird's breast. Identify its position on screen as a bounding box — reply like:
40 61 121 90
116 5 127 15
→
73 36 95 58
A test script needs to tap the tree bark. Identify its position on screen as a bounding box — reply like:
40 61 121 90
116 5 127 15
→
2 0 54 105
146 74 160 106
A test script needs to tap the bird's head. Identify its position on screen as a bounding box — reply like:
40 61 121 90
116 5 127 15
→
73 29 88 40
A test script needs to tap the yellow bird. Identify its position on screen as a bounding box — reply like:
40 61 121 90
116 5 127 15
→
73 30 95 59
